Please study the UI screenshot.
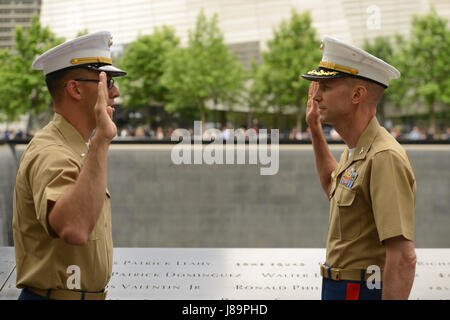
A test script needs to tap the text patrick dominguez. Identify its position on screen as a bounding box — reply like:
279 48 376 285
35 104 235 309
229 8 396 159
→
171 121 280 176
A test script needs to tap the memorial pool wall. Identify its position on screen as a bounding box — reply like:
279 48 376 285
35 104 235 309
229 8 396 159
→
1 144 449 248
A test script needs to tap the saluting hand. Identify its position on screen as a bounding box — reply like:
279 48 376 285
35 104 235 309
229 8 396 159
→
94 72 117 143
305 81 320 129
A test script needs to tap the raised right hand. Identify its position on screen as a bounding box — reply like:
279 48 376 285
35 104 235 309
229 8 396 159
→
305 81 320 129
94 72 117 143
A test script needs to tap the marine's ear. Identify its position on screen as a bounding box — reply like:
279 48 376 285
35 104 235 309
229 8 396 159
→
350 83 369 104
64 80 82 101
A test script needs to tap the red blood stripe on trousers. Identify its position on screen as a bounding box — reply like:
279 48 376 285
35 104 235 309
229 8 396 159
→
345 283 360 300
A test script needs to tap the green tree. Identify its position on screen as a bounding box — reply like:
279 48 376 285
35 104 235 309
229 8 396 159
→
363 35 397 124
258 10 321 131
0 49 13 123
118 26 179 129
0 15 64 129
162 10 244 124
76 29 89 37
394 8 450 131
244 59 267 128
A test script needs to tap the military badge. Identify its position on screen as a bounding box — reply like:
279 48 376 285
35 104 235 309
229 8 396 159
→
306 69 338 76
339 167 358 188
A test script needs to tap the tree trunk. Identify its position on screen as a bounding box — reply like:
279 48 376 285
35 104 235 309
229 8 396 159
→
146 106 152 131
247 111 253 129
163 109 171 130
295 95 304 133
296 107 303 133
272 97 280 129
273 110 280 129
221 110 227 127
232 112 237 129
277 105 282 129
200 108 206 125
429 102 435 133
26 111 33 133
213 108 217 127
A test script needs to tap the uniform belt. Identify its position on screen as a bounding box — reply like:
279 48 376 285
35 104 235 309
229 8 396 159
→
320 264 383 282
28 287 107 300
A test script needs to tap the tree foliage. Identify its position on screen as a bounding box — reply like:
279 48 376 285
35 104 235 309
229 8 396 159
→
118 27 179 127
243 59 267 127
119 27 179 108
253 10 321 131
392 8 450 130
1 10 448 132
0 15 64 127
363 35 397 124
161 10 244 123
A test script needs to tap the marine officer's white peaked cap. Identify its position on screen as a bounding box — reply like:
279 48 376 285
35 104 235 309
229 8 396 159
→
32 31 126 77
302 35 400 88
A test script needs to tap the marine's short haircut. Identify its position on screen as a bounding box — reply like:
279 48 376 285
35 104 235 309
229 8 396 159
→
347 77 385 106
45 67 94 102
45 68 69 102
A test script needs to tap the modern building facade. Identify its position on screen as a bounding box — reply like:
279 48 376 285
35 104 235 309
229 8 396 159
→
39 0 450 62
0 0 41 50
35 0 450 126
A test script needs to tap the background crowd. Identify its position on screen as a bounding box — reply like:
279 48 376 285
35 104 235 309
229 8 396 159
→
2 125 450 142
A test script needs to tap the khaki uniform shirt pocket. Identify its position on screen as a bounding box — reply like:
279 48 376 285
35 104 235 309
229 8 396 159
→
331 185 360 241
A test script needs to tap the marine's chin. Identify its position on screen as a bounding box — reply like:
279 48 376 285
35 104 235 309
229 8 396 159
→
319 115 332 125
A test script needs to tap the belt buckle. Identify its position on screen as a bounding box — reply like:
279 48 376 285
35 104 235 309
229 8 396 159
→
335 269 340 281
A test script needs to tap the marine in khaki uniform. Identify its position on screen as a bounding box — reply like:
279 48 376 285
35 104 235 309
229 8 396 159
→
302 36 416 300
13 31 126 300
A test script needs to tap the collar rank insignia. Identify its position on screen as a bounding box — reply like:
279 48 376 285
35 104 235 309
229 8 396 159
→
339 167 358 188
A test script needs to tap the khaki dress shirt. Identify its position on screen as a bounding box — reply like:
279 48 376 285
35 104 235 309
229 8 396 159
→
13 113 113 292
326 117 416 272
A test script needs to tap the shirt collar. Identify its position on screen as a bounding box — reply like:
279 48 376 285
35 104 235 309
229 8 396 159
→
52 113 89 158
349 116 380 162
335 117 381 177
